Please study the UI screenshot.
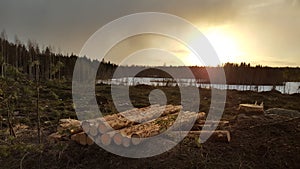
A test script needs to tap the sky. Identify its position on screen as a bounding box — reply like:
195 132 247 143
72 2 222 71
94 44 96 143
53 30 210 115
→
0 0 299 67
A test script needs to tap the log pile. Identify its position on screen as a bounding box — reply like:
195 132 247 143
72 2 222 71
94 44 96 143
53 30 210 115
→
48 105 231 146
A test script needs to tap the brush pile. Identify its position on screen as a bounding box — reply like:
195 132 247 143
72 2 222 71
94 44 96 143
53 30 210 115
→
48 105 230 147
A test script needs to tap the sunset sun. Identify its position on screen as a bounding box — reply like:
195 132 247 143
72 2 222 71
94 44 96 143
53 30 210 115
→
181 26 244 66
204 27 243 63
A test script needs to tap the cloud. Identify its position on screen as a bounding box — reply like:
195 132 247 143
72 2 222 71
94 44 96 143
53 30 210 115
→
0 0 299 66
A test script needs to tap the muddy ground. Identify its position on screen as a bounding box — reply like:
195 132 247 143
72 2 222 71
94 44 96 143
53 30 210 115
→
0 83 299 169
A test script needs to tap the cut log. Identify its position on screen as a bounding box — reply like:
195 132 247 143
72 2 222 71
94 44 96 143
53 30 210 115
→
79 132 87 145
98 122 109 134
122 136 131 147
57 119 82 136
131 134 142 145
88 123 99 137
70 132 91 145
130 104 182 123
131 126 161 139
84 105 159 126
94 135 102 145
81 121 90 133
97 105 182 134
86 135 94 145
113 132 123 145
100 131 116 146
71 133 79 142
238 103 264 115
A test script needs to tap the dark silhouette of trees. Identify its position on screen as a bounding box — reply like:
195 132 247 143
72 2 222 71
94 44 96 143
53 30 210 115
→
0 35 299 85
1 30 8 78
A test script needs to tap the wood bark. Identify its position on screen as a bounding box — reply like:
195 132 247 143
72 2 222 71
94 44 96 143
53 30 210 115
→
96 104 182 134
49 105 231 147
71 132 95 146
113 112 206 146
57 119 82 136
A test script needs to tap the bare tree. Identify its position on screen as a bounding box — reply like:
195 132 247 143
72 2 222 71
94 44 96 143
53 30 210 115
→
31 60 41 143
1 30 7 78
14 35 21 69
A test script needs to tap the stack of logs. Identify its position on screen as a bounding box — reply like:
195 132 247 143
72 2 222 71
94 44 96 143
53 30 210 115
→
49 105 230 147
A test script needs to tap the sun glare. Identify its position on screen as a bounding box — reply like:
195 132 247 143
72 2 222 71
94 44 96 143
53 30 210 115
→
180 26 244 66
203 27 243 64
182 52 203 66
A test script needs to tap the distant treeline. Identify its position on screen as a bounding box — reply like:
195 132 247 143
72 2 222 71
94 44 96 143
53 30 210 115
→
115 65 300 85
1 32 300 85
0 32 116 81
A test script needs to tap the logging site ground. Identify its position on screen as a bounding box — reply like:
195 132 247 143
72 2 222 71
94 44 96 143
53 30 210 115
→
0 81 300 169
